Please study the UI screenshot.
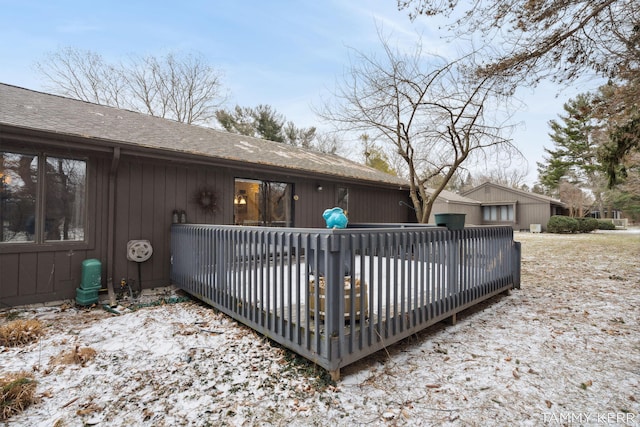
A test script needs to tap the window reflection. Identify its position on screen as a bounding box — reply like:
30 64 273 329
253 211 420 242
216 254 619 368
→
337 187 349 214
482 204 514 222
1 151 86 243
1 153 37 242
45 157 86 241
234 179 293 227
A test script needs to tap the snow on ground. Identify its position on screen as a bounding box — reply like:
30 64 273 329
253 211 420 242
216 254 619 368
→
1 230 639 426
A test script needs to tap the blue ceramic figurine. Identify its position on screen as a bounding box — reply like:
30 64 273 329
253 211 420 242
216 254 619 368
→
323 207 348 229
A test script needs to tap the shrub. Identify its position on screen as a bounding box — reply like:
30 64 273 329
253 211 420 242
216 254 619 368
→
547 215 579 233
0 319 44 347
0 372 38 421
576 217 599 233
597 220 616 230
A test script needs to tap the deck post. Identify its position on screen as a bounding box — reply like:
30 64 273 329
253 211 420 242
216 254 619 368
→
447 231 461 309
446 312 457 325
513 241 521 289
325 234 344 361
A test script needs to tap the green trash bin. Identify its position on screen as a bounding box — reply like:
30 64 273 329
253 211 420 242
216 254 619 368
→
434 213 466 230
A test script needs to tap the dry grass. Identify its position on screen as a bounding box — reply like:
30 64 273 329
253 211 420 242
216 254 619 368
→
518 231 640 284
0 319 44 347
50 344 97 367
0 372 38 421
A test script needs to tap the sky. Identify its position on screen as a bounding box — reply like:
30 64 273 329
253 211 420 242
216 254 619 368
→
0 0 588 186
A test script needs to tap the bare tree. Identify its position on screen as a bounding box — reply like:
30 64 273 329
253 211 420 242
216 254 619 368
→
36 47 226 125
559 181 592 217
318 36 518 222
310 132 340 155
36 47 126 107
473 167 530 189
397 0 639 86
397 0 640 183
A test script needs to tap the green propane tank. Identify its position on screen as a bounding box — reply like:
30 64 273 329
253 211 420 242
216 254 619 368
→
80 258 101 290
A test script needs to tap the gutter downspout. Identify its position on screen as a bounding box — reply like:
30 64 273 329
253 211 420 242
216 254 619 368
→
106 147 120 307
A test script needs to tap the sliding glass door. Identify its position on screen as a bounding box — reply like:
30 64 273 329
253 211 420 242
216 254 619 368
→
234 178 293 227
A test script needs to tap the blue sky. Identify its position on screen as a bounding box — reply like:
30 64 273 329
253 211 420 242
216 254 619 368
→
0 0 585 185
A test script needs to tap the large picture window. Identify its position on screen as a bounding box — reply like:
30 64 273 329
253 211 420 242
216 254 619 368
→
234 178 293 227
482 204 515 222
1 151 86 243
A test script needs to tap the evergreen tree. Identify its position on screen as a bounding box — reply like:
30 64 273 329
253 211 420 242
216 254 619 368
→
361 134 397 176
283 122 316 148
537 94 600 194
216 104 284 142
537 93 611 216
216 105 317 147
253 105 285 142
216 106 256 137
366 147 397 176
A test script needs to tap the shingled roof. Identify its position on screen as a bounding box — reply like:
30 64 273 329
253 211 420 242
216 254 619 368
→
0 83 408 188
462 182 565 206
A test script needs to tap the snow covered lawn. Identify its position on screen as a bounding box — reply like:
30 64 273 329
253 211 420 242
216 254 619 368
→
2 230 639 426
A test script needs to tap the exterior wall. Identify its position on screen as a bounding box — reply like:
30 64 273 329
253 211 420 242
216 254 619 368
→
112 158 230 292
514 201 553 231
1 147 410 306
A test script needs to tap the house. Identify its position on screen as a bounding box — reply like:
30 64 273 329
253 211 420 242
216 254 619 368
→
0 83 412 307
461 182 566 231
427 188 482 225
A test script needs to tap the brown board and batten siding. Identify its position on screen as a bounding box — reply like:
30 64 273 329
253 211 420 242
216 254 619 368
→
285 181 411 228
112 158 232 290
0 83 411 306
119 158 413 293
110 159 412 289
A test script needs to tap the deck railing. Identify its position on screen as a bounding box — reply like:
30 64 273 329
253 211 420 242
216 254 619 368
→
170 224 521 379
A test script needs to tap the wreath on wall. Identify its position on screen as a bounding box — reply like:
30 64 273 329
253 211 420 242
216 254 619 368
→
194 188 218 214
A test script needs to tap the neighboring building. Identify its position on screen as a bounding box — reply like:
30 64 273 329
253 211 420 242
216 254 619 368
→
427 188 482 225
0 83 412 306
461 182 566 231
588 208 623 220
